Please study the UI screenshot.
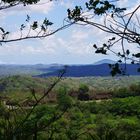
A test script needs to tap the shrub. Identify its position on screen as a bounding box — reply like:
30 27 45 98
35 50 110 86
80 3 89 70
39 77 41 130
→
78 84 89 94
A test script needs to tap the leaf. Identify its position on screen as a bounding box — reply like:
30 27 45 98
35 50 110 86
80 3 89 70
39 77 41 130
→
41 25 46 32
0 27 5 33
118 60 122 63
93 44 97 48
112 37 116 40
26 15 30 22
131 61 135 64
93 0 100 7
43 18 53 27
134 53 140 58
103 43 107 47
32 21 38 30
109 37 115 42
5 32 9 35
20 24 25 30
118 52 121 56
126 49 130 55
121 54 125 58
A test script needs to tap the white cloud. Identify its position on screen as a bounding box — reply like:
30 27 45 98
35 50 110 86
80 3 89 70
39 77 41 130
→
60 0 74 9
26 0 54 14
0 25 99 58
71 30 89 41
0 43 51 56
39 27 95 56
117 0 128 7
0 0 54 20
0 0 139 64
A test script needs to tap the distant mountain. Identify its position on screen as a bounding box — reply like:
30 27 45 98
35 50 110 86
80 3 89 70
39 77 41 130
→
0 65 44 76
93 59 116 65
37 63 140 77
0 63 139 77
0 64 64 76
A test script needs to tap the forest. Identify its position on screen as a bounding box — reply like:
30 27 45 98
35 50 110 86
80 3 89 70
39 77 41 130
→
0 75 140 139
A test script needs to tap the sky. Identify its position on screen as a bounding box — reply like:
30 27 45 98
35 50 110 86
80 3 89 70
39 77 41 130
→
0 0 139 65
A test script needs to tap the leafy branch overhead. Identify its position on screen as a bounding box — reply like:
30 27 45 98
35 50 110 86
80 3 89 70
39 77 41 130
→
67 0 140 75
0 0 74 44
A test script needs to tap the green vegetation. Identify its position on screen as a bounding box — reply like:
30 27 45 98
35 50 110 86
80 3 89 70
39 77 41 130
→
0 76 140 139
78 84 89 101
0 75 140 102
1 95 140 139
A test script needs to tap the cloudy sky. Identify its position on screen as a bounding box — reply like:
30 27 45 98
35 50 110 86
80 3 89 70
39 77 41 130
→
0 0 139 64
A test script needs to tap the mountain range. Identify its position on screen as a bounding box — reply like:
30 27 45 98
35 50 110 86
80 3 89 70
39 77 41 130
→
93 59 116 65
0 59 139 77
37 63 140 77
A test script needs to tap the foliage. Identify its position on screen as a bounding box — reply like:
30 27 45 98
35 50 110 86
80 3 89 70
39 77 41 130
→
67 0 140 75
0 75 140 101
78 84 89 101
57 87 73 111
0 0 74 44
1 81 140 139
79 84 89 93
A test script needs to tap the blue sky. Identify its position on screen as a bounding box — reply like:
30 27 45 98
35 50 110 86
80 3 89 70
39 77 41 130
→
0 0 139 64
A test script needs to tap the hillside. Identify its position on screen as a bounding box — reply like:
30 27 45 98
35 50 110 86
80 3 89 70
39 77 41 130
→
0 75 140 98
0 64 63 76
37 64 140 77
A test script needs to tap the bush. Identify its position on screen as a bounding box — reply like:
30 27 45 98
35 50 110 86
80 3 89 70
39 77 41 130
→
57 87 73 110
78 84 89 101
113 87 133 98
129 84 140 95
79 84 89 94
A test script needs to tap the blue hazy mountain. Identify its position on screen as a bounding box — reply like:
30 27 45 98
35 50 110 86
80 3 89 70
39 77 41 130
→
0 60 139 77
0 64 63 76
37 63 140 77
93 59 116 65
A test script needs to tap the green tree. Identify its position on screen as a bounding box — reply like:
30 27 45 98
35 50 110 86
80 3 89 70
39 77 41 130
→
79 84 89 94
78 84 89 101
57 86 73 111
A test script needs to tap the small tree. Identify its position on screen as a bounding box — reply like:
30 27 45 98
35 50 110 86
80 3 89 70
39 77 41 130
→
79 84 89 94
78 84 89 101
57 86 73 111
